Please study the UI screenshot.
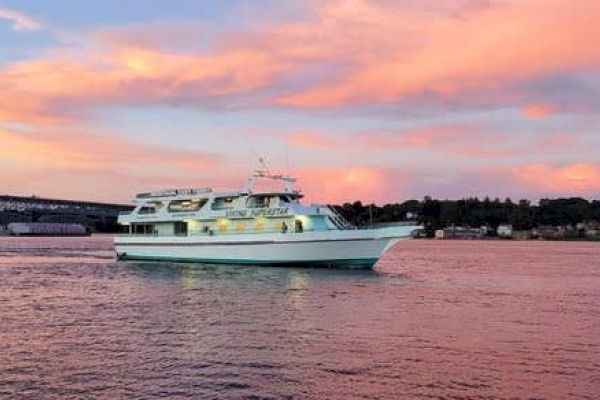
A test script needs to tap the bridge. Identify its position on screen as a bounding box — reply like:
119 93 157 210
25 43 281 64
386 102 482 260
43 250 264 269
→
0 195 134 232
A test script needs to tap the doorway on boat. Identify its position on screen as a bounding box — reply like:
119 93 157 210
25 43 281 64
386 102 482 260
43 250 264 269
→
174 221 188 236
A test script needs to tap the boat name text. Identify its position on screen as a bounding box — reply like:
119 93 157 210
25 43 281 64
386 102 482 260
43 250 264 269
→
225 207 289 218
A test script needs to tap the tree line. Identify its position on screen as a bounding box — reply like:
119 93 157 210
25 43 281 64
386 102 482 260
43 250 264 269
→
333 197 600 233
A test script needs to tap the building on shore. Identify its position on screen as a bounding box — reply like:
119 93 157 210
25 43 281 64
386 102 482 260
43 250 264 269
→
434 226 486 239
511 230 534 240
581 221 600 239
496 224 513 238
586 229 600 239
7 222 89 237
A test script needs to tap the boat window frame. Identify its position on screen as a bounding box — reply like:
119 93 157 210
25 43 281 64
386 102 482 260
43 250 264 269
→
211 196 238 210
132 223 155 235
137 201 164 215
168 198 207 213
246 195 274 208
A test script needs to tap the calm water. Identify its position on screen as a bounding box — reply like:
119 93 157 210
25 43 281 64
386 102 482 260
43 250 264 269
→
0 237 599 399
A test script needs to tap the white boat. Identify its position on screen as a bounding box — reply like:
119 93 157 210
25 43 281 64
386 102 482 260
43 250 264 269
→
114 168 421 269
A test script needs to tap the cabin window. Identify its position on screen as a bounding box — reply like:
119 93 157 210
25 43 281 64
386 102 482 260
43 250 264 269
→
132 223 154 235
211 197 237 210
247 195 273 208
168 198 207 212
138 201 163 214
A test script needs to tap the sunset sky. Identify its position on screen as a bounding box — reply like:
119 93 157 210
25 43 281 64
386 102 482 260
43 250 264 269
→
1 0 599 204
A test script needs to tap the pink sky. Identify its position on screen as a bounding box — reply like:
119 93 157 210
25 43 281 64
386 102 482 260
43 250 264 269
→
1 0 599 204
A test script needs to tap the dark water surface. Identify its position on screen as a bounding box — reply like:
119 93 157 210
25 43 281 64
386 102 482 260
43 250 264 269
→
1 236 599 399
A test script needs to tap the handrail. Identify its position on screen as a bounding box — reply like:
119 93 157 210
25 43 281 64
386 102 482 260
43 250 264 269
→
136 187 212 199
117 227 318 237
327 206 355 230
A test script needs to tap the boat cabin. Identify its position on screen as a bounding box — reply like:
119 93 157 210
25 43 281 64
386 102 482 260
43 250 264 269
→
118 170 353 237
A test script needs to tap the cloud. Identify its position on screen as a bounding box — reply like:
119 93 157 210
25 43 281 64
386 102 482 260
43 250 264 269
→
538 132 579 150
0 127 226 202
2 0 600 127
0 129 220 173
362 124 482 148
0 7 39 31
277 0 600 108
0 167 233 203
513 163 600 194
0 44 289 126
522 104 558 119
296 166 406 204
355 124 529 158
288 131 336 150
294 163 600 204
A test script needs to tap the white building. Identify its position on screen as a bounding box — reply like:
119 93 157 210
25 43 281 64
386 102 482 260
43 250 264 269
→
497 224 513 238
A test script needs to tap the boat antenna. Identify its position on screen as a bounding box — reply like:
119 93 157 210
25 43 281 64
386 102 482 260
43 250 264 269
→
258 156 271 172
285 144 291 177
243 135 261 169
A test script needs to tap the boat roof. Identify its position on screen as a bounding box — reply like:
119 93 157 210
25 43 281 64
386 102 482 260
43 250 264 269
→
136 187 212 199
135 190 303 202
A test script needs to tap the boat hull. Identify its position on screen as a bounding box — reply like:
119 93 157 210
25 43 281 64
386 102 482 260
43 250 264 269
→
114 229 413 269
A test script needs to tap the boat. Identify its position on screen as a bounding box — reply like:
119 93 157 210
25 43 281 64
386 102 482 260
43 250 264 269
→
114 167 421 269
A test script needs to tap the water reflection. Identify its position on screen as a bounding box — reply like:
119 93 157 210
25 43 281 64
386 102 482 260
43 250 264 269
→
120 261 384 290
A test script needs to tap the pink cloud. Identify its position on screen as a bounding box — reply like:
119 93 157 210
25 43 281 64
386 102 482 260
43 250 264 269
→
278 0 600 107
0 128 229 202
356 125 586 160
0 167 238 203
513 163 600 194
357 124 531 158
288 131 336 150
538 132 579 150
296 166 406 204
0 129 219 173
2 0 599 127
363 125 482 149
522 104 559 119
0 44 289 126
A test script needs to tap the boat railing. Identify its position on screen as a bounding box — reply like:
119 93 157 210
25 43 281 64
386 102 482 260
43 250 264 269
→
326 205 356 230
136 187 212 199
116 227 317 237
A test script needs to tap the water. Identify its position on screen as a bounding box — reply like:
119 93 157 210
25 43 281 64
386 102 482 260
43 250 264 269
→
0 237 599 399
